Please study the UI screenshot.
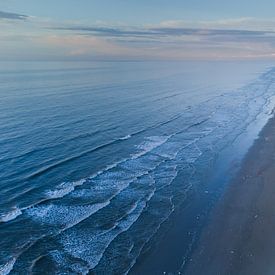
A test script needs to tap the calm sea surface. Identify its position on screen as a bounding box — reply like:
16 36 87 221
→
0 61 275 274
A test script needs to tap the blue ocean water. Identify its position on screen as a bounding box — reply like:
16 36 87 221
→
0 61 275 274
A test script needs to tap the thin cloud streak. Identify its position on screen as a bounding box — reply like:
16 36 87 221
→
0 10 28 20
55 25 275 39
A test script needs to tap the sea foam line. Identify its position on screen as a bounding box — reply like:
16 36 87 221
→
0 258 16 275
0 135 170 225
0 207 22 223
60 191 155 272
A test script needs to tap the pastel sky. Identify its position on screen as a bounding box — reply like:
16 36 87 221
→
2 0 275 61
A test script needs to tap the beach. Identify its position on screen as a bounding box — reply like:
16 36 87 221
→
185 114 275 275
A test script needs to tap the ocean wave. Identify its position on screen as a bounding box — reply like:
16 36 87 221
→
136 136 170 152
59 198 150 271
26 202 109 230
32 162 159 229
16 175 156 274
25 134 168 181
153 141 182 159
93 189 176 274
0 135 170 225
119 134 132 140
0 258 16 275
0 129 102 165
47 135 170 199
49 251 90 275
33 178 157 274
2 114 210 197
45 179 86 199
2 130 207 243
1 112 183 183
0 207 22 223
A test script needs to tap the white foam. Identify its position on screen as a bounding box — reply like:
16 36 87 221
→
26 202 109 230
50 251 90 275
57 189 156 272
46 179 86 199
153 164 178 190
59 200 147 271
119 134 131 140
119 156 159 176
136 136 170 154
184 142 202 163
0 258 16 275
0 208 22 223
94 158 160 201
153 141 182 159
48 135 169 202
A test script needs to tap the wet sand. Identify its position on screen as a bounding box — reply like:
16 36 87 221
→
186 115 275 275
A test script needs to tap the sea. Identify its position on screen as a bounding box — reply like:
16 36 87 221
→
0 61 275 274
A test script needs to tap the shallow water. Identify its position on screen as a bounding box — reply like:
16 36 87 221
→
0 61 275 274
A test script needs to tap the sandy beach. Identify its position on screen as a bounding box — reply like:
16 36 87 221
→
185 115 275 275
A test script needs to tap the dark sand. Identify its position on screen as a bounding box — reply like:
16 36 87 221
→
186 116 275 275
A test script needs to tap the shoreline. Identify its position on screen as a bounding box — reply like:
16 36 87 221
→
130 108 275 274
185 114 275 274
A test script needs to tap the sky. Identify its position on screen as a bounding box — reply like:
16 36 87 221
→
1 0 275 61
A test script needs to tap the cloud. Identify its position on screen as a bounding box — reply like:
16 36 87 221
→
54 23 275 41
3 15 275 61
157 18 275 32
0 10 28 20
53 26 162 40
53 23 275 52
